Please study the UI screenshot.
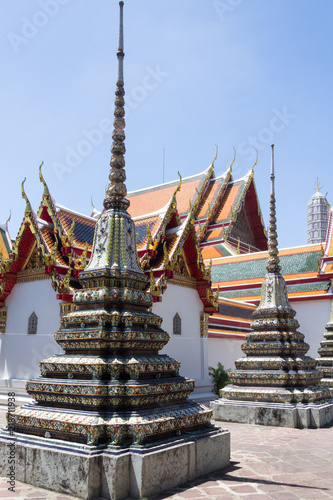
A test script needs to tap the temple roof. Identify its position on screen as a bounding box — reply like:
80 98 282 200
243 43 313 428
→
127 166 213 219
0 170 218 311
209 242 333 303
209 297 255 339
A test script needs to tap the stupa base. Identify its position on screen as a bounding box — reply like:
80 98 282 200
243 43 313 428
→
0 426 230 500
211 398 333 428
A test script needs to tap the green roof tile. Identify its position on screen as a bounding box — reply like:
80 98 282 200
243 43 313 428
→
212 250 322 283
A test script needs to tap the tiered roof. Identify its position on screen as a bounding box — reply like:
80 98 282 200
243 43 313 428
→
209 243 333 304
0 175 218 311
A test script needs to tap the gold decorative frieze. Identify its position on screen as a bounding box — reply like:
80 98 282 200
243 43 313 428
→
0 308 7 334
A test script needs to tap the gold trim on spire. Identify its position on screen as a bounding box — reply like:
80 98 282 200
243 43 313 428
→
315 177 323 193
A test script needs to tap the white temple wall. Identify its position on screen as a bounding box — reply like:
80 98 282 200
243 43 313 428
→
153 282 209 382
208 337 244 372
5 280 60 335
292 299 332 358
0 280 62 384
0 334 62 381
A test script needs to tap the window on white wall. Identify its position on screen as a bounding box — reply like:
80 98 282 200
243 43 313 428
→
28 312 38 335
173 313 181 335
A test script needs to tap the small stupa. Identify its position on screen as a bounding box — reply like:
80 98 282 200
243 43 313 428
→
317 302 333 395
211 145 333 428
0 4 229 499
307 180 329 244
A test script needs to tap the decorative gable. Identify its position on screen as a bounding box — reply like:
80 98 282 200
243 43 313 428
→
229 205 256 248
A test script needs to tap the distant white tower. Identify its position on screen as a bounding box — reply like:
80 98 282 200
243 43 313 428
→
307 179 329 244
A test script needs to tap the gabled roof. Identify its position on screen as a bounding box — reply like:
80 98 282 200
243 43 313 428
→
0 168 218 311
127 165 214 219
0 196 50 304
201 171 267 252
55 203 95 251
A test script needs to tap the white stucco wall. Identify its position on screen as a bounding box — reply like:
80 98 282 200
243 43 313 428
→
207 298 333 374
208 337 244 372
0 334 63 380
153 282 209 382
0 279 63 382
5 279 61 335
293 299 332 358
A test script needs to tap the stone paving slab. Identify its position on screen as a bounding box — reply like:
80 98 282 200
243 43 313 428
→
0 407 332 499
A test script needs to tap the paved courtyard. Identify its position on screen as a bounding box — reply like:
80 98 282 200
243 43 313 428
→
0 408 332 500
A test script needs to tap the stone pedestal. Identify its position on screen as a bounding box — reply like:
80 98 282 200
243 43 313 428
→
0 426 230 500
211 398 333 429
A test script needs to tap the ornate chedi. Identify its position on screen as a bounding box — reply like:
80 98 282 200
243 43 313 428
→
317 302 333 394
211 145 332 427
10 1 213 448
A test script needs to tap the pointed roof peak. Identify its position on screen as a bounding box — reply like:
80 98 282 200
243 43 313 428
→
210 145 218 171
21 178 32 215
229 147 236 173
39 161 51 198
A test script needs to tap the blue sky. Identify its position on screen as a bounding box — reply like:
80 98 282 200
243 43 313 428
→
0 0 332 248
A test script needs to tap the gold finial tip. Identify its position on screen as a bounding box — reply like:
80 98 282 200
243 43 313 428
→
314 177 323 193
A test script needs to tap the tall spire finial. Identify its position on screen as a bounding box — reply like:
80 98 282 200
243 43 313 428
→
315 177 323 193
103 1 129 211
266 144 281 273
117 1 124 82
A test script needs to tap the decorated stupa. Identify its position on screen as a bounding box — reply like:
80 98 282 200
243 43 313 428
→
0 4 230 498
317 302 333 395
212 145 333 428
9 0 215 448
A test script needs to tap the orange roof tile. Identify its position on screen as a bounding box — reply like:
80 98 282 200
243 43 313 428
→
127 176 205 218
215 184 242 222
196 179 222 219
206 227 224 242
201 246 225 260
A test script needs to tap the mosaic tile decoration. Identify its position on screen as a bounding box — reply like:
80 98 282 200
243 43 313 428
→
317 301 333 393
220 148 331 405
8 2 213 447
